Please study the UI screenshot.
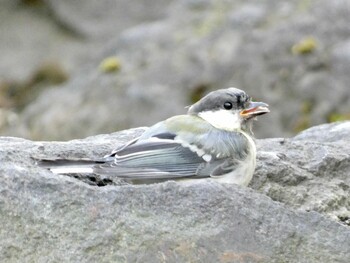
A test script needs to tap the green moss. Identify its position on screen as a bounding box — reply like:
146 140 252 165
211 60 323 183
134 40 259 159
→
291 37 318 55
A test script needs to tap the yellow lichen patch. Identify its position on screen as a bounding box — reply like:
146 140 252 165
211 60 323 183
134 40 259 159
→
328 112 350 122
291 37 318 55
99 57 122 73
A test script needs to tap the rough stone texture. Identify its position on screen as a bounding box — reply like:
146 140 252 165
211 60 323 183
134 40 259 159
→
293 121 350 142
1 0 350 140
252 121 350 224
0 122 349 262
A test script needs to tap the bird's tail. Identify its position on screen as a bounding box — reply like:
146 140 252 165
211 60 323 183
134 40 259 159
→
37 158 104 174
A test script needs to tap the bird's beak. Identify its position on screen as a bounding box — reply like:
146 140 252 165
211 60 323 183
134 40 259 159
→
240 101 270 118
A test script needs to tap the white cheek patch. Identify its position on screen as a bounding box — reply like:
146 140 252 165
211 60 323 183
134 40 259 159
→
198 110 241 131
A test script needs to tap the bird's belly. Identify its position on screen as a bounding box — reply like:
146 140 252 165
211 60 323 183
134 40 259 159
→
213 136 257 186
212 160 255 186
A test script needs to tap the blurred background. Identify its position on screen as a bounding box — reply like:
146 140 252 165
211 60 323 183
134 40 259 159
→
0 0 349 141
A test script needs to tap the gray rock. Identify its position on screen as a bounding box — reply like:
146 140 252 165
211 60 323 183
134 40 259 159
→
0 122 350 262
229 4 267 29
2 0 350 140
45 0 173 38
331 39 350 83
294 121 350 142
251 121 350 225
0 0 171 82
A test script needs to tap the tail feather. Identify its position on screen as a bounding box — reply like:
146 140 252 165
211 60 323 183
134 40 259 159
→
37 158 105 174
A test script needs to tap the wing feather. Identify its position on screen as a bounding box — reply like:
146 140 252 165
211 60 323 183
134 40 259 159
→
93 137 205 179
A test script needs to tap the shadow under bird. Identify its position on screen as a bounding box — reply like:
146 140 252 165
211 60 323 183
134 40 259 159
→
39 87 269 185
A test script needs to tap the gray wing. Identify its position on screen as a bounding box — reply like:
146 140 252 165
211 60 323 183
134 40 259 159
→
210 159 241 177
93 136 207 180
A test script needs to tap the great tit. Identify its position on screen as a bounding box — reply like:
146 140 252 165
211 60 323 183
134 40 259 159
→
40 87 269 185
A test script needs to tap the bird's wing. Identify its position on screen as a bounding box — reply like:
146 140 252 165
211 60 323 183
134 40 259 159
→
209 159 241 177
93 137 206 180
94 115 250 181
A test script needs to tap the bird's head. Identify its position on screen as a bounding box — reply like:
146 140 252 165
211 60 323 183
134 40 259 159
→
188 87 269 134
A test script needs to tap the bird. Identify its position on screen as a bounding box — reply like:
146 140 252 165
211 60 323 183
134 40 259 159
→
39 87 269 186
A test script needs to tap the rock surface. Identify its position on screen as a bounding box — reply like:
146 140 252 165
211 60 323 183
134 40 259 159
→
253 121 350 224
0 0 171 81
1 0 350 140
0 122 349 262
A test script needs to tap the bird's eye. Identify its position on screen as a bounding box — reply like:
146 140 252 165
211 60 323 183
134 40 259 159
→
224 102 233 110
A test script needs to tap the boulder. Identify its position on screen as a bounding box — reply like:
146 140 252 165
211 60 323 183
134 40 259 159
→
0 122 349 262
